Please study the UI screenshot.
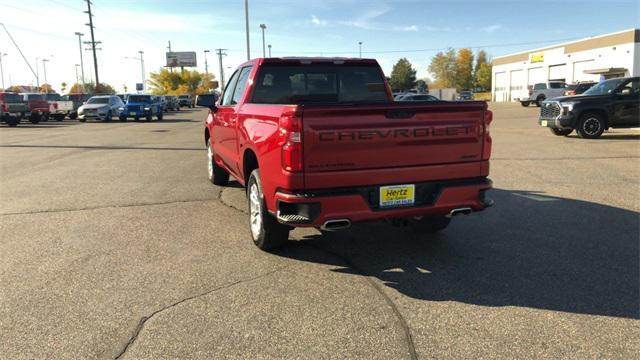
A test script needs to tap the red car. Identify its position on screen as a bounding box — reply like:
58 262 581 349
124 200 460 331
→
201 57 493 250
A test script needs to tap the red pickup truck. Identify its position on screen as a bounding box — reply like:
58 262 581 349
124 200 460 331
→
200 57 493 250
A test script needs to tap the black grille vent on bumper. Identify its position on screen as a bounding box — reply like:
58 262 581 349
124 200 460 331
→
540 103 561 119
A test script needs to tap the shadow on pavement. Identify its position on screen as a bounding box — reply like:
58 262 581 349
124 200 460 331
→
276 189 639 319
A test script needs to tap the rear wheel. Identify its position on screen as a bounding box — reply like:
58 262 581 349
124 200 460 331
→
535 96 545 107
6 115 19 127
248 169 290 251
207 139 229 186
576 112 605 139
54 114 65 121
550 128 573 136
69 112 77 120
520 101 530 107
119 115 127 122
146 113 152 122
29 113 41 124
409 215 451 233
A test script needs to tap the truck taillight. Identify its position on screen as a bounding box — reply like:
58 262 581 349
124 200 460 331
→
279 109 303 172
0 102 7 112
53 102 58 110
482 110 492 161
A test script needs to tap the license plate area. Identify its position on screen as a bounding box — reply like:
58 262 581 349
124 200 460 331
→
379 184 415 208
541 120 548 127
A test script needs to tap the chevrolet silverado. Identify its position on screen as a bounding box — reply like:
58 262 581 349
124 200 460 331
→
201 57 493 250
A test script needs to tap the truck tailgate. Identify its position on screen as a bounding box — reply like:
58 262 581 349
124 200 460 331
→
301 101 488 188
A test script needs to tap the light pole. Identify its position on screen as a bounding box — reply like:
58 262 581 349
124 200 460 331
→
35 57 39 88
74 64 80 89
268 44 272 58
244 0 250 60
0 53 6 90
259 24 266 58
204 50 210 75
358 41 363 58
42 58 49 86
124 51 145 92
216 49 227 90
74 32 85 91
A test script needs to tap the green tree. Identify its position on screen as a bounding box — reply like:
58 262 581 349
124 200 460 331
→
67 82 115 94
428 49 457 88
455 48 474 90
475 63 492 91
388 58 417 91
148 69 215 96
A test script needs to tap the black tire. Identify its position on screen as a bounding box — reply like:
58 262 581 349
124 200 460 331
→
409 215 451 233
576 112 605 139
535 96 545 107
146 113 152 122
79 118 86 122
177 106 180 111
521 101 530 107
550 128 573 136
6 115 19 127
69 112 78 120
54 114 65 121
105 111 112 122
207 138 229 186
29 113 41 124
247 169 290 250
157 111 163 121
119 115 127 122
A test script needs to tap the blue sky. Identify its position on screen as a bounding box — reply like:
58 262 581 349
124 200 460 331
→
0 0 638 92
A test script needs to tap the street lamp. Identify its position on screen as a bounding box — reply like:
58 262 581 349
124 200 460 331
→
259 24 267 58
74 64 80 89
124 51 145 92
267 44 272 58
358 41 363 58
244 0 250 60
42 58 50 86
74 32 85 91
204 50 210 75
0 53 7 90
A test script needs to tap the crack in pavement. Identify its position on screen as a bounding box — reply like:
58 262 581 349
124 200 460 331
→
217 186 418 360
1 198 218 216
113 265 290 359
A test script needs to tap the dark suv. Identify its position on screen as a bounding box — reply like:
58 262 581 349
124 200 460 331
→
539 77 639 138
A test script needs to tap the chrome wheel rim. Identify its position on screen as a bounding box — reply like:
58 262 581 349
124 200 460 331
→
207 142 213 179
249 183 262 239
583 117 600 136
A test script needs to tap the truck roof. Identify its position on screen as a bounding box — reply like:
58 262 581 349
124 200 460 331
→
239 57 379 67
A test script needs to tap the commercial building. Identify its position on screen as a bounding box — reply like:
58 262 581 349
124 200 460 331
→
491 28 640 102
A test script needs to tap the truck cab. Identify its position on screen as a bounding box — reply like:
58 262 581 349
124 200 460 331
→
119 94 163 121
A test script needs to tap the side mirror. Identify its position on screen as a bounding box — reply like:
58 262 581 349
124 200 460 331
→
196 96 217 112
619 88 631 95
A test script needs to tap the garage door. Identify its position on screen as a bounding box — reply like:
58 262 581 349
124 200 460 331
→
509 70 525 101
494 72 507 102
528 67 545 86
572 60 600 82
548 64 566 82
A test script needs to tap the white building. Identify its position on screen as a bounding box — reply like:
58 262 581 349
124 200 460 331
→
491 28 640 102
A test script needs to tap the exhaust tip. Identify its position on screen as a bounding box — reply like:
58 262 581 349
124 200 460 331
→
447 207 472 217
321 219 351 231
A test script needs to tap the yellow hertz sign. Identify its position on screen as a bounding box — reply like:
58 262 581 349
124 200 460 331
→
530 53 544 63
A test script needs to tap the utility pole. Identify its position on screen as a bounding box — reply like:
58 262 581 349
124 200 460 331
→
244 0 250 60
0 53 6 90
268 44 272 58
358 41 363 58
74 32 85 90
139 51 145 92
204 50 210 75
35 57 39 88
259 24 266 58
84 0 100 89
42 58 49 85
167 41 173 72
74 64 80 88
216 49 227 90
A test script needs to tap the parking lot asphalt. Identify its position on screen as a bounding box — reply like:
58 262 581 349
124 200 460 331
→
1 104 638 359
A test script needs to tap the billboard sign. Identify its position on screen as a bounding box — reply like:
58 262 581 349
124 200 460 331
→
166 52 197 67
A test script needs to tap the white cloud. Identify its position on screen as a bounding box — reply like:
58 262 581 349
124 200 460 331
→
395 25 419 32
481 24 503 33
311 15 327 26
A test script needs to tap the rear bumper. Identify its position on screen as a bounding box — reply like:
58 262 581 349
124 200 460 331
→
273 177 493 227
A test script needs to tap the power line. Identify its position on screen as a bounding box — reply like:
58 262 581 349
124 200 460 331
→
0 23 38 84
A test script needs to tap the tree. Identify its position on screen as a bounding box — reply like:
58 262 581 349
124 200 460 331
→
455 48 474 90
61 82 67 94
148 69 215 96
388 58 417 91
428 49 457 88
475 63 492 91
475 50 488 75
67 82 115 94
39 84 55 93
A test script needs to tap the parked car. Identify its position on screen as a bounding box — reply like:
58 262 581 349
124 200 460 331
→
165 95 180 111
78 95 125 122
178 94 193 108
159 95 168 111
67 93 93 119
539 76 639 138
457 90 473 101
518 82 567 107
45 93 73 121
564 82 596 96
0 92 28 127
396 94 440 102
119 94 163 121
202 57 493 251
20 93 49 123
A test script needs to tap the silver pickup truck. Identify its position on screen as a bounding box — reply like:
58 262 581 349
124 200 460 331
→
518 82 567 107
45 93 74 121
